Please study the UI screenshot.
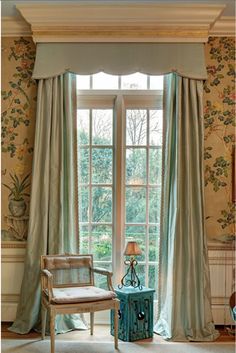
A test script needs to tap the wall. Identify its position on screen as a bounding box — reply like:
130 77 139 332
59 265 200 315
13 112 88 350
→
1 37 37 320
1 37 36 243
1 36 235 322
204 37 235 245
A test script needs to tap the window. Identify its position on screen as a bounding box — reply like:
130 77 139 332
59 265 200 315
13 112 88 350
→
76 73 163 292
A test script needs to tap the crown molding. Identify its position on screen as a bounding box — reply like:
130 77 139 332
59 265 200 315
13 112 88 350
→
15 3 225 42
1 16 32 37
210 16 236 36
2 4 234 41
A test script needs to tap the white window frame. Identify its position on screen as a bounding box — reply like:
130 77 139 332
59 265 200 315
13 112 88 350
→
77 88 163 287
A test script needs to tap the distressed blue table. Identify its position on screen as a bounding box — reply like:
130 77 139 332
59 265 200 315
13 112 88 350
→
111 286 155 341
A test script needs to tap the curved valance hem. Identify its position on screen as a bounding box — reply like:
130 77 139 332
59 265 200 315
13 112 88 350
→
33 43 207 80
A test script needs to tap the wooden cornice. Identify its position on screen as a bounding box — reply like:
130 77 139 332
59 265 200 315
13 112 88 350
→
1 3 234 41
210 16 236 36
2 16 32 37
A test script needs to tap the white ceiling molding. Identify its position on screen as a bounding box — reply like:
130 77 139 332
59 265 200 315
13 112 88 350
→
2 17 31 37
2 4 234 41
15 3 226 43
210 16 235 36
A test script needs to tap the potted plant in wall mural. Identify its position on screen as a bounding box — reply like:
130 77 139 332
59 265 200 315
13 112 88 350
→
2 173 30 241
3 173 30 216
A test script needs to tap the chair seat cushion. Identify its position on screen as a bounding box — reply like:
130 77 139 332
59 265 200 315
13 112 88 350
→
51 286 116 304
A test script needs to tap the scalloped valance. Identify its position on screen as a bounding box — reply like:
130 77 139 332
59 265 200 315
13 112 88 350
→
32 43 207 80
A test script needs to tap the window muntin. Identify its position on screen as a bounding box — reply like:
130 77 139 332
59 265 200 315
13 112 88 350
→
76 72 163 292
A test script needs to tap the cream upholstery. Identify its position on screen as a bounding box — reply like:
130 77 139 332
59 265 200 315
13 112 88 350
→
41 254 119 353
50 286 116 304
44 256 93 270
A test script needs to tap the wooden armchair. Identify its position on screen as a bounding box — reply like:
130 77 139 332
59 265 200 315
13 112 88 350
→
41 254 120 353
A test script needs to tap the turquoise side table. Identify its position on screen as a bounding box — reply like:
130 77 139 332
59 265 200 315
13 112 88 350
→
111 286 155 341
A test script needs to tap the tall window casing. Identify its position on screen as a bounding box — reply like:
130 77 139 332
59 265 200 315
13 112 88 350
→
76 73 163 292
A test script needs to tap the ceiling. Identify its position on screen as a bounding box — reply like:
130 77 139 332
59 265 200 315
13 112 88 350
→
1 0 235 18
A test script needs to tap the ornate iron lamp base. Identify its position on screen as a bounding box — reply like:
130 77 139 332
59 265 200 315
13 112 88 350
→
118 257 142 290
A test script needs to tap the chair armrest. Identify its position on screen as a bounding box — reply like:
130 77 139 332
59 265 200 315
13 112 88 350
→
41 269 54 301
92 267 114 291
92 267 113 276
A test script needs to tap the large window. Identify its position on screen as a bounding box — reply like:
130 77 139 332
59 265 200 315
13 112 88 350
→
76 73 163 291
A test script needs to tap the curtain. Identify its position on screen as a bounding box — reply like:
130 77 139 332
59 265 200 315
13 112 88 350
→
32 43 207 80
9 73 86 334
154 73 219 341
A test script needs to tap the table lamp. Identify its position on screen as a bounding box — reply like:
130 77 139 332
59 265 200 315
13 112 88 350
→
118 241 143 290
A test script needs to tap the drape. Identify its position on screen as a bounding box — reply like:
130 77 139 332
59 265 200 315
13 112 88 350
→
154 73 219 341
9 73 86 334
32 43 207 80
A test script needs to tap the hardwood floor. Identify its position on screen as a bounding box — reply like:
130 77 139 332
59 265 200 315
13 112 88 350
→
1 322 235 342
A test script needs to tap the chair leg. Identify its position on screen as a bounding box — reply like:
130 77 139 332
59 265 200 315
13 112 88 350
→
41 304 47 340
90 312 94 335
50 308 55 353
114 305 119 349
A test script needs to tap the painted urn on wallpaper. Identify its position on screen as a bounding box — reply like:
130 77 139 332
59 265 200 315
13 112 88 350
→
3 173 30 217
2 173 31 241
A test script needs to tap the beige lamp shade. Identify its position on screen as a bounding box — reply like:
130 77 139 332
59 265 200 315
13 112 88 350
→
124 241 142 256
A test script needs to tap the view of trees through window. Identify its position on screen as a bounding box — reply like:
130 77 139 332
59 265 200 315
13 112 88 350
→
76 73 163 293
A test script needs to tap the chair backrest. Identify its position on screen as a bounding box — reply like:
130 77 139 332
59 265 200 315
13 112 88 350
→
41 254 94 288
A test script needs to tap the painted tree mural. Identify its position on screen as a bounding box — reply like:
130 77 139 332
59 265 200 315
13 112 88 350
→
1 37 37 241
204 37 235 243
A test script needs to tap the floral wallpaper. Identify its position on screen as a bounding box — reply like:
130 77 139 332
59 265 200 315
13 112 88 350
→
204 37 235 244
1 37 37 242
1 36 235 246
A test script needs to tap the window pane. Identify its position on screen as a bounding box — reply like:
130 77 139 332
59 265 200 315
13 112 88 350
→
148 265 158 291
149 148 162 185
150 75 163 90
126 148 146 185
92 148 112 184
93 263 112 289
121 73 147 89
136 264 145 287
93 72 118 89
77 109 90 145
92 225 112 261
76 75 90 89
149 110 162 146
92 109 113 145
125 225 145 261
149 187 161 223
126 187 146 223
149 225 159 261
126 109 147 145
78 148 89 184
79 187 89 222
79 225 89 254
92 187 112 222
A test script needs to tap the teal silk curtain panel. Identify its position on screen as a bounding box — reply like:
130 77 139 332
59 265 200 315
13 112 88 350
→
154 74 219 341
9 73 86 334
